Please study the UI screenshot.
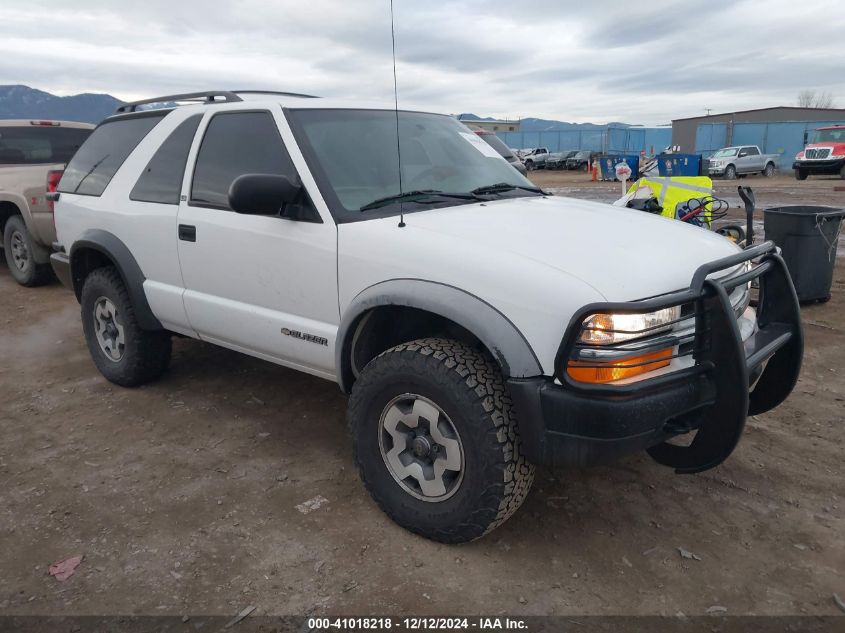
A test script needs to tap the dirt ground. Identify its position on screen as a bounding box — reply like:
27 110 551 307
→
0 171 843 619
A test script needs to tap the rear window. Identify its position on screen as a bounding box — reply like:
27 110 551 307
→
0 126 91 165
58 112 165 196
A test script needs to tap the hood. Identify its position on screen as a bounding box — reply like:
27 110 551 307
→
399 195 740 301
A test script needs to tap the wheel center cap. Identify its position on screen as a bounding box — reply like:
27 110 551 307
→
412 436 432 458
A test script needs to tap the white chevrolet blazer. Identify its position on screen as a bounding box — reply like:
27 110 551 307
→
50 91 803 543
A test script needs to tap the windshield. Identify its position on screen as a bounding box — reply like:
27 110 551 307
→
288 109 537 222
809 129 845 143
712 148 738 157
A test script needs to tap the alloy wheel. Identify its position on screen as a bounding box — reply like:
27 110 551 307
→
10 230 29 272
378 394 464 502
93 296 126 362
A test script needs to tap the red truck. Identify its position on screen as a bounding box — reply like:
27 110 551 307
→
793 125 845 180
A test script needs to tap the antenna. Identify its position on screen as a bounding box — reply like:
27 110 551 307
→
389 0 405 228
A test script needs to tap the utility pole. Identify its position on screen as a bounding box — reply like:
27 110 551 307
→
705 108 712 116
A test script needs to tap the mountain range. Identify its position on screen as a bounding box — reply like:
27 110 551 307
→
457 113 635 132
0 85 122 123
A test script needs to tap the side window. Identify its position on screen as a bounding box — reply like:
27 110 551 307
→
58 113 165 196
191 111 298 210
130 114 202 204
746 146 760 156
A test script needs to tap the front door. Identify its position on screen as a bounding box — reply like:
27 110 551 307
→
176 109 338 379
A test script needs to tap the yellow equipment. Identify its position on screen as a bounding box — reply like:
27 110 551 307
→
626 176 714 226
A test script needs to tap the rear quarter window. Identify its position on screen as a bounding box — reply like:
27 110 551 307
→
130 114 202 205
58 112 165 196
0 126 91 165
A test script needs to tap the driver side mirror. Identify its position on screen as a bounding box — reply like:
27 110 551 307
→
228 174 301 215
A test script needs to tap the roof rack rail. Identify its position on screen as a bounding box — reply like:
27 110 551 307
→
115 91 243 114
232 89 318 99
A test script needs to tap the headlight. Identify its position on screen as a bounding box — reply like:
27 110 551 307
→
578 306 681 345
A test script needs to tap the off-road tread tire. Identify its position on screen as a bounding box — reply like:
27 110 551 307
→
795 169 808 181
3 215 52 287
80 266 171 387
764 163 775 178
348 337 534 543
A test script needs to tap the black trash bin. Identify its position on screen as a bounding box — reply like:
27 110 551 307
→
763 206 844 303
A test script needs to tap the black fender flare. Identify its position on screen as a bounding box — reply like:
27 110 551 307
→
336 278 542 393
69 229 163 331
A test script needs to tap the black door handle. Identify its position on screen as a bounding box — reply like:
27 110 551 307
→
178 224 196 242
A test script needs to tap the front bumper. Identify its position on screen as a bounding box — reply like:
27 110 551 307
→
793 158 845 175
509 242 803 473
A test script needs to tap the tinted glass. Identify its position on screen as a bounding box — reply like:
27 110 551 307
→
191 111 295 209
130 114 201 204
478 133 515 159
745 147 759 156
59 113 164 196
0 126 91 165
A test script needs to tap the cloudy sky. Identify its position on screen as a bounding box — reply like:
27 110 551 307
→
1 0 843 125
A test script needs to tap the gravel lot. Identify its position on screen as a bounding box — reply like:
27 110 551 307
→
1 171 843 618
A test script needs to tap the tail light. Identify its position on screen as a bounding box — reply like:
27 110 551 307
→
46 169 63 227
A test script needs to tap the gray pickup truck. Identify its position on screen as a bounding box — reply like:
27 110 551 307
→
707 145 778 179
0 120 93 285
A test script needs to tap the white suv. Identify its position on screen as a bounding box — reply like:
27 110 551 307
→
50 90 803 543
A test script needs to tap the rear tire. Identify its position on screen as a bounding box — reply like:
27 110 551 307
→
80 266 171 387
724 164 737 180
2 215 52 287
795 169 808 181
763 163 775 177
348 338 534 543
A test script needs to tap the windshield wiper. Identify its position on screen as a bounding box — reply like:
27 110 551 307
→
359 190 479 212
72 153 110 193
471 182 546 196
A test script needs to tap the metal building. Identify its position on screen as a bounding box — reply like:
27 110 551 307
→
672 107 845 165
456 116 520 132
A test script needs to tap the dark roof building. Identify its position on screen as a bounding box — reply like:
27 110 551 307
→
672 106 845 155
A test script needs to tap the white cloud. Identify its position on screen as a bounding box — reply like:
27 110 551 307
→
0 0 843 124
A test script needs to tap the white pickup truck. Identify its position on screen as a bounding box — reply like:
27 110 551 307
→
50 91 803 543
0 119 93 285
707 145 778 179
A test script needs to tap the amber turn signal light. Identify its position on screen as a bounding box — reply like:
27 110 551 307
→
567 348 672 384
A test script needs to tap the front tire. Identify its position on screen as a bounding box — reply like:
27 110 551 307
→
724 164 737 180
348 338 534 543
795 169 808 181
524 160 534 171
2 215 52 287
840 164 845 180
80 267 171 387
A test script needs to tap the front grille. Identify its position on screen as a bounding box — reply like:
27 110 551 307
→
805 148 831 159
